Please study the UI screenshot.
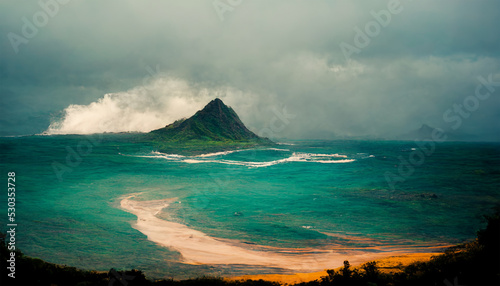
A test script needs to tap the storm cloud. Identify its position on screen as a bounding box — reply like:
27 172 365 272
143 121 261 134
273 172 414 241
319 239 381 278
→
1 0 499 140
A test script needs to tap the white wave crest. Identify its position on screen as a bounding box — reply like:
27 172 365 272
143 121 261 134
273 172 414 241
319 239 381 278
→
130 151 355 168
195 149 247 158
314 159 356 163
265 148 290 152
307 153 348 158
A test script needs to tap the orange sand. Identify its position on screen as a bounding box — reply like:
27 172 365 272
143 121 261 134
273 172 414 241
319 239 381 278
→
228 252 439 284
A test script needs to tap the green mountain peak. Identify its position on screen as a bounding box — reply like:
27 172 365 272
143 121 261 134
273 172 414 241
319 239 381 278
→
149 98 272 153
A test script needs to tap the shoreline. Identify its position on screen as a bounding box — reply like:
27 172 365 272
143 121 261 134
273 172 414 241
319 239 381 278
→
120 194 368 271
120 194 448 274
227 252 439 284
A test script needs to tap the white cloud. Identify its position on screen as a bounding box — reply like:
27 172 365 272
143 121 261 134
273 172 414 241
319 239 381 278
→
44 78 229 134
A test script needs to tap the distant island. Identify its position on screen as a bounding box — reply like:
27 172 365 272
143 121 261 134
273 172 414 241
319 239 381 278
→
147 98 273 154
396 124 478 142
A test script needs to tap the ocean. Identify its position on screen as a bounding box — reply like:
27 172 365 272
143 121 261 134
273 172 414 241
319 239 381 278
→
1 135 499 279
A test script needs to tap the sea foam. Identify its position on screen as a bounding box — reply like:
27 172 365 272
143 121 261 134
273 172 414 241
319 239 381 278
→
129 150 357 168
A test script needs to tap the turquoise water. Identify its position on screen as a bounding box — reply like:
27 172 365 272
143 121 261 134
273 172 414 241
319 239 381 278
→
1 135 499 279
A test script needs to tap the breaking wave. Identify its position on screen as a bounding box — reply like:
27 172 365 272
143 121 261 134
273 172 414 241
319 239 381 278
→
127 148 357 168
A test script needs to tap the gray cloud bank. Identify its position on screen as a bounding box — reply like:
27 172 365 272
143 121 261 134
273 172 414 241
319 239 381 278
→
1 0 499 141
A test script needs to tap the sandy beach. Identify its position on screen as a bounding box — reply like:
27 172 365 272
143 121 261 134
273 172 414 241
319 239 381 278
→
120 194 447 274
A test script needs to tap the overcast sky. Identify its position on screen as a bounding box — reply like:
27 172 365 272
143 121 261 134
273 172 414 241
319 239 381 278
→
1 0 499 140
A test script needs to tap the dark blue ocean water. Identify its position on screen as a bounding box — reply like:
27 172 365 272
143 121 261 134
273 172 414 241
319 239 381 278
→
0 135 499 278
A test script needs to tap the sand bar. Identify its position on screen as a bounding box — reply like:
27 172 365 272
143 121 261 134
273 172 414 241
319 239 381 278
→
120 195 445 272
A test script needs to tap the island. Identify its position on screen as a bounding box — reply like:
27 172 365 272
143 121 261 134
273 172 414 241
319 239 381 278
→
147 98 273 155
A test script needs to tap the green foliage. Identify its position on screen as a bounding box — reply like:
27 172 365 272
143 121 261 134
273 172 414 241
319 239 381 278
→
320 260 372 286
361 261 380 281
150 138 272 155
